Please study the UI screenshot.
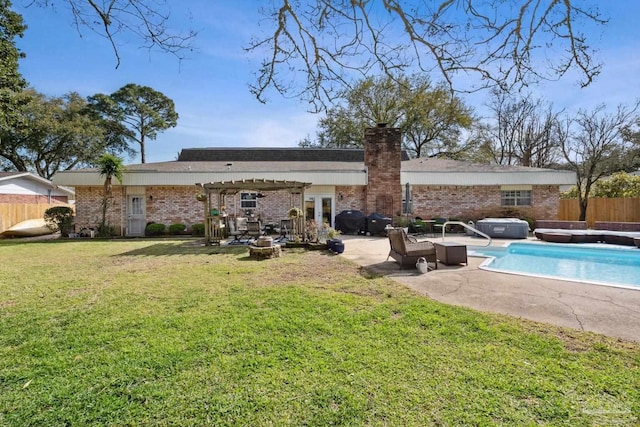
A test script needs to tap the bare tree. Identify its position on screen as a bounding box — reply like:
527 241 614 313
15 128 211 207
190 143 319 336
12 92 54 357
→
559 102 640 220
28 0 197 68
29 1 605 111
247 0 605 110
482 91 562 168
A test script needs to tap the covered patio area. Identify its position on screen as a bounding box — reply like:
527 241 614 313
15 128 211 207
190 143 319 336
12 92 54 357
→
197 179 312 245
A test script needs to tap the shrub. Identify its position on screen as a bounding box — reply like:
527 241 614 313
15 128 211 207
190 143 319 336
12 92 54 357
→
97 224 116 237
43 206 75 237
168 223 186 235
145 222 166 236
520 217 535 230
191 223 205 235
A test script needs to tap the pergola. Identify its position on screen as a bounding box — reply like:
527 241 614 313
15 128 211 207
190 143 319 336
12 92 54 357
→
196 179 312 245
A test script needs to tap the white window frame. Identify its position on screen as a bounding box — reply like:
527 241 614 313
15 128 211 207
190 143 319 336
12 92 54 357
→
240 192 257 209
501 189 532 206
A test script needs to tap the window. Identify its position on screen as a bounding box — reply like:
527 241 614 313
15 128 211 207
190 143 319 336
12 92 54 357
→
501 190 532 206
240 192 257 209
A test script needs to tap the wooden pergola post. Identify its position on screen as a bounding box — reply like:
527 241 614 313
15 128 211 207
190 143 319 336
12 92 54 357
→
197 179 312 246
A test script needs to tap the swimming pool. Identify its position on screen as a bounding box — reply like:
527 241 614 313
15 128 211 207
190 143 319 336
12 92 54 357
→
469 242 640 290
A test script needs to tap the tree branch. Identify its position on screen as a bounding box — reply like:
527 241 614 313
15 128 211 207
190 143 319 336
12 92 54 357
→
247 0 606 111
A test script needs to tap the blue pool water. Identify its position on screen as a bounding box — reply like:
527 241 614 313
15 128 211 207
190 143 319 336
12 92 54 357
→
469 242 640 289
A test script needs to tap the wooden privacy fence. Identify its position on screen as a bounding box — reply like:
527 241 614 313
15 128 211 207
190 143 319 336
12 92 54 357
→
558 197 640 228
0 203 73 234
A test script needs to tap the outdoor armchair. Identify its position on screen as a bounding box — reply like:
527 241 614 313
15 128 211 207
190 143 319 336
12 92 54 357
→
246 220 264 242
228 217 249 244
387 227 437 270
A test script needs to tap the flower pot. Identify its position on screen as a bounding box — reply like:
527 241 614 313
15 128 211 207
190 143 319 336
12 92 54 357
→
328 238 344 254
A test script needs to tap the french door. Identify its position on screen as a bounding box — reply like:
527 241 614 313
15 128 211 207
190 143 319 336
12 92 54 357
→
305 195 334 227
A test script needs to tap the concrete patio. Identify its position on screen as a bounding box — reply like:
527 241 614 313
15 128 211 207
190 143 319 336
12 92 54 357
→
339 234 640 342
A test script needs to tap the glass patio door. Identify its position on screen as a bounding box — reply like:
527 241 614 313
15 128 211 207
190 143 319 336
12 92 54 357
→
305 195 334 227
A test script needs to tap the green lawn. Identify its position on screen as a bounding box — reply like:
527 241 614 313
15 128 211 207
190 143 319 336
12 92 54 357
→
0 238 638 426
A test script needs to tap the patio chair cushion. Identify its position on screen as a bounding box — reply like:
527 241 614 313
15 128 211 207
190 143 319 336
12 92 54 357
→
387 227 437 269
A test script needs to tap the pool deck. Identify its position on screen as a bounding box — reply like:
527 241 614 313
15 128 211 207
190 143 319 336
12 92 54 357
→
339 234 640 343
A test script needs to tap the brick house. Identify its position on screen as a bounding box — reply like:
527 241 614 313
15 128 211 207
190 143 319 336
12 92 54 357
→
52 125 575 236
0 172 74 204
0 172 75 234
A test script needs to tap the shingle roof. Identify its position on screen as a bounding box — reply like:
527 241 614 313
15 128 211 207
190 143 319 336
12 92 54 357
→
401 157 555 173
124 161 365 172
177 147 410 162
51 148 575 187
55 152 567 176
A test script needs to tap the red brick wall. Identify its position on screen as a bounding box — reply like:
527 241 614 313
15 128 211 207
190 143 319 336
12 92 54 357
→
364 125 402 218
410 185 559 221
75 186 310 234
335 185 366 213
74 187 125 234
74 183 560 235
146 186 203 226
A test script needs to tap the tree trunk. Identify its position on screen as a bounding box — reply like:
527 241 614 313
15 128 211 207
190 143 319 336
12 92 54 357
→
578 196 588 222
140 134 146 164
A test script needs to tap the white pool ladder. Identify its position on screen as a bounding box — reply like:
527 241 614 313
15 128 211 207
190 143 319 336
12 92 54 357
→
441 221 492 246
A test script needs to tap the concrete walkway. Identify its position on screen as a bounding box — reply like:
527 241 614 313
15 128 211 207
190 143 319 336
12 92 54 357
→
339 234 640 342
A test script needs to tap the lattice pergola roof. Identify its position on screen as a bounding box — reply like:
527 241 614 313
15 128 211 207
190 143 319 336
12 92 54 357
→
197 178 312 194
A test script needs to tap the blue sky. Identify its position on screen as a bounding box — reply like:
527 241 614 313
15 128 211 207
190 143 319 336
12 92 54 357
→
12 1 640 164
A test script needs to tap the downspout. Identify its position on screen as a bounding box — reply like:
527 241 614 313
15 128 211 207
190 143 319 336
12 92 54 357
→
121 188 125 237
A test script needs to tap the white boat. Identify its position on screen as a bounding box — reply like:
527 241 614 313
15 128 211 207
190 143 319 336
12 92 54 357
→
1 218 55 237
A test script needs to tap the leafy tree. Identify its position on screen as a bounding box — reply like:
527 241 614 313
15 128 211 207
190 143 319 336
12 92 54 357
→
559 186 579 200
592 172 640 198
89 83 178 163
0 0 27 134
403 83 474 159
562 172 640 199
558 102 640 220
301 75 475 158
97 154 124 236
621 117 640 169
30 1 604 111
477 91 563 168
0 89 128 178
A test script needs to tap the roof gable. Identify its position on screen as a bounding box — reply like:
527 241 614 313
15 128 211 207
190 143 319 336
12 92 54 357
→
0 172 75 196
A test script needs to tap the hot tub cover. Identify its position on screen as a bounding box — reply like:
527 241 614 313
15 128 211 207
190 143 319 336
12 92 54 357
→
475 218 530 239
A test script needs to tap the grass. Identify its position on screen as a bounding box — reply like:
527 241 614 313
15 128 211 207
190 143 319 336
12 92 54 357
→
0 238 638 426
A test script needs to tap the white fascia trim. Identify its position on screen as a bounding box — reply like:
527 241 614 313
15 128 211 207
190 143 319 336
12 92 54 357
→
53 170 368 187
402 171 576 186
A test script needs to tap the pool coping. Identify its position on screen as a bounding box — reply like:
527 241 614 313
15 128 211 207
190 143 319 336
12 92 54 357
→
469 241 640 291
339 234 640 342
